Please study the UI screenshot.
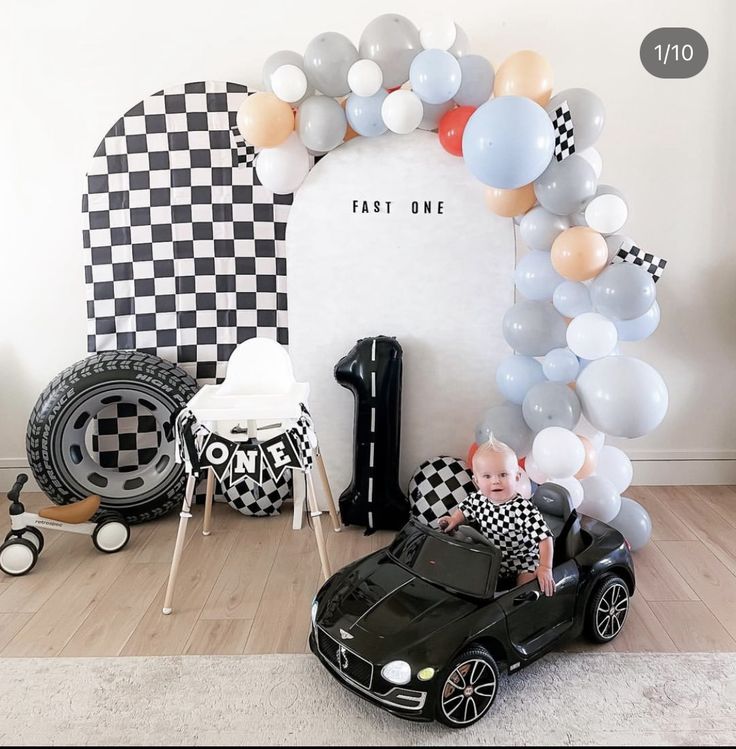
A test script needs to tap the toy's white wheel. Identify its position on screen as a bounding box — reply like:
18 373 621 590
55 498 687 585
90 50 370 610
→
92 520 130 553
0 538 38 576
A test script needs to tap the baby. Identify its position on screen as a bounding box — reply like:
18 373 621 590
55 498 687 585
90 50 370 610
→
439 437 556 596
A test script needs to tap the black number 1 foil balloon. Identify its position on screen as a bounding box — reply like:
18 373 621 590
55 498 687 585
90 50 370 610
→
334 336 409 533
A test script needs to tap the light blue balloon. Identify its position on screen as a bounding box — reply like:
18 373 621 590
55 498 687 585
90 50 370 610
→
496 355 546 405
515 250 564 301
462 96 555 189
454 55 494 107
345 90 388 137
409 49 462 104
475 403 534 458
553 281 593 318
502 300 567 356
615 301 661 342
543 348 580 383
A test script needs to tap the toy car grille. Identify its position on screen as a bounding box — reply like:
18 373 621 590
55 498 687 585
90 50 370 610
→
317 627 373 690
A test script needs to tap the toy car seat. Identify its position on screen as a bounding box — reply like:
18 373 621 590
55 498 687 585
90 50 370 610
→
531 482 584 562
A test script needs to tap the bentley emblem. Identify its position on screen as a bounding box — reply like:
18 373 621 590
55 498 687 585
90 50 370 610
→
337 644 349 670
339 628 353 640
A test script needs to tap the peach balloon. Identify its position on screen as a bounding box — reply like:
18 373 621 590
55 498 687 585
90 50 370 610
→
493 50 554 106
340 98 359 142
236 92 294 148
484 184 537 217
574 435 598 479
551 226 608 281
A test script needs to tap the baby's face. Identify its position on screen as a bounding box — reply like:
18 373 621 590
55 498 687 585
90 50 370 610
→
472 451 520 504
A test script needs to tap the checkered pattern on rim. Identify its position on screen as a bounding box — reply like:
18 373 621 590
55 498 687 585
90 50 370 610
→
408 456 475 528
552 100 575 162
460 493 551 574
222 472 291 516
613 243 667 283
91 403 161 471
82 80 297 386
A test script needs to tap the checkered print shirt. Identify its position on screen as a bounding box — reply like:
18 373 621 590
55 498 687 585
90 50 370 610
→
460 492 552 572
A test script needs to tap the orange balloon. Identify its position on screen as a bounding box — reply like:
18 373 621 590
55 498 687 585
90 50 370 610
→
551 226 608 281
493 50 554 106
236 92 294 148
466 442 479 468
574 435 598 479
484 184 537 217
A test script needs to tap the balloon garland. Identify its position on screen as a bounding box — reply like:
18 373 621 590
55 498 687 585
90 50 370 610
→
237 13 669 551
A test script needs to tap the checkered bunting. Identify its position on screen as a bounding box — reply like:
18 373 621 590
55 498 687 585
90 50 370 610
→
292 406 317 472
91 403 161 471
552 100 575 162
222 471 292 516
613 243 668 283
82 81 300 387
408 456 476 528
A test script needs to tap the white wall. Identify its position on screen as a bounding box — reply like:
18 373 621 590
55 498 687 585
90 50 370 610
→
1 0 735 489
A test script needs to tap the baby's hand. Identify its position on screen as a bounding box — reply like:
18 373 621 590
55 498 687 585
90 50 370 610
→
438 517 452 533
536 565 555 597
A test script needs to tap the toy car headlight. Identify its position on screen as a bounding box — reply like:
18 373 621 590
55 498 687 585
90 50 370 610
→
311 602 318 626
381 660 412 685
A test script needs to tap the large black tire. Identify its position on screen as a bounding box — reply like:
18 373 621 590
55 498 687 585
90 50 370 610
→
26 351 198 524
584 573 630 643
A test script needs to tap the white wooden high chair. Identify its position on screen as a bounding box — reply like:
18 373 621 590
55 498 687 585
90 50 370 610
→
162 337 340 615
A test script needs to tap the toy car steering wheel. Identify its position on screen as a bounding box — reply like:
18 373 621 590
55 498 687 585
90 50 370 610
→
453 524 495 548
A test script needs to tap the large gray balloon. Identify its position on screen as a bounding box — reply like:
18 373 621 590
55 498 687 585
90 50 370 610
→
304 32 358 97
475 403 534 458
590 262 656 321
519 206 570 251
577 356 669 438
263 50 314 105
610 497 652 551
418 100 454 131
533 154 598 216
502 300 568 356
454 55 494 107
359 14 421 89
546 88 605 151
296 95 347 152
580 476 621 523
522 382 581 432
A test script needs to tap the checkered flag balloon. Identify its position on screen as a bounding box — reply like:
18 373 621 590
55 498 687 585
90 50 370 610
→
614 242 668 283
408 456 476 528
222 472 291 516
552 100 575 161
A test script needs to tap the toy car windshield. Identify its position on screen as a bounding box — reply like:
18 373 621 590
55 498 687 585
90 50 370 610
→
387 520 501 598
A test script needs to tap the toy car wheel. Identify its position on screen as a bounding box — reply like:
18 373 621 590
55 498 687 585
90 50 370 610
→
0 537 39 576
92 517 130 553
586 574 630 643
436 645 499 728
6 527 44 554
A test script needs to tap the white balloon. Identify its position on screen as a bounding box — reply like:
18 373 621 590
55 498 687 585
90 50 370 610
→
254 132 310 195
381 90 423 134
595 445 633 493
518 469 533 499
566 312 618 360
574 414 605 452
550 475 584 508
578 147 602 179
584 186 628 234
270 64 308 103
533 427 585 479
419 17 457 50
524 454 549 485
580 475 621 523
347 59 383 97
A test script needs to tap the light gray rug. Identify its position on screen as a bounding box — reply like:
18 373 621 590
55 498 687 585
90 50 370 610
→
0 653 734 746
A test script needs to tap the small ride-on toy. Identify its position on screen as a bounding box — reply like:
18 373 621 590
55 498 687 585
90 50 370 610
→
0 473 130 576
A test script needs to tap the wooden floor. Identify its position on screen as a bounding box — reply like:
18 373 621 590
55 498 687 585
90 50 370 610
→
1 486 735 657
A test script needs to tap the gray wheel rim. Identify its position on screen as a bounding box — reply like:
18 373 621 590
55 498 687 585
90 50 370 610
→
55 383 180 507
441 658 497 726
595 581 629 639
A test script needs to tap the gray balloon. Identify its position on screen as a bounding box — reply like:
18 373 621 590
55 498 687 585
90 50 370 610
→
296 95 347 152
576 356 669 438
590 262 656 321
454 55 494 107
418 100 454 131
534 154 598 216
580 476 621 523
610 497 652 551
502 300 568 356
263 50 314 105
359 14 421 89
519 206 570 251
546 88 605 151
448 24 471 58
605 234 635 261
522 382 581 432
475 403 533 458
304 32 358 97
